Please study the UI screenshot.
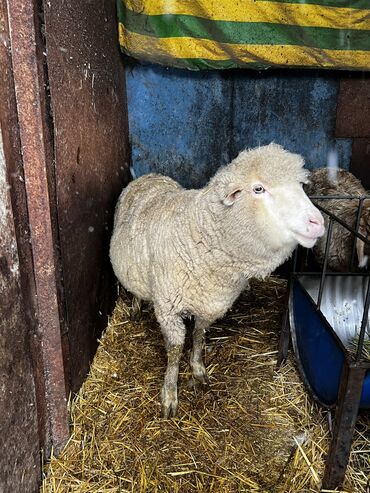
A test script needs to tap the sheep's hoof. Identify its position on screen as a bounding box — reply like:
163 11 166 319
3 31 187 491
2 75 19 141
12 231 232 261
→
192 363 210 385
161 386 178 419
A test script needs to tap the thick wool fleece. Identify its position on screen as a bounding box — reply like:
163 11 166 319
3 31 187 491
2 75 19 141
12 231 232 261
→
305 168 370 271
110 144 307 339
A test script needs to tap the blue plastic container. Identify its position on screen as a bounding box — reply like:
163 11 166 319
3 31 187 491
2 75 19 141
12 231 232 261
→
290 275 370 408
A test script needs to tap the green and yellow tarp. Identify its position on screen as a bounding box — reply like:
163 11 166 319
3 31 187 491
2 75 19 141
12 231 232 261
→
117 0 370 70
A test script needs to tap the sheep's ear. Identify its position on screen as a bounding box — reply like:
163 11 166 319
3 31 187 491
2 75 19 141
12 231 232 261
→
223 188 242 206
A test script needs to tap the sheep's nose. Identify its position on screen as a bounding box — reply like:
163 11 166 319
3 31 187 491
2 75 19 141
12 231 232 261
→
309 217 322 226
308 215 325 237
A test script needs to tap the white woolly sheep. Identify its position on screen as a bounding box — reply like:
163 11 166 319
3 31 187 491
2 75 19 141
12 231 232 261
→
305 168 370 271
110 143 324 418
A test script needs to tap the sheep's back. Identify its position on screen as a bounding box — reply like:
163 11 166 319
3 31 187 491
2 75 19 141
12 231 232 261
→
110 174 184 300
305 168 366 271
313 201 370 271
113 174 182 227
305 168 365 198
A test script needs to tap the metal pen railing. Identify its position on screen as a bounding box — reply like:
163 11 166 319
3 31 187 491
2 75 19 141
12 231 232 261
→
304 195 370 363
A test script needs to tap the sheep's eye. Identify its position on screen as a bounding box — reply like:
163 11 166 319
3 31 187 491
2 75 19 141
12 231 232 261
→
253 184 265 194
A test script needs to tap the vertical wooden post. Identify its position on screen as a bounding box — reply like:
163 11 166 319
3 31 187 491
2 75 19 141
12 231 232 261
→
7 0 70 453
0 3 42 488
322 363 366 489
42 0 130 392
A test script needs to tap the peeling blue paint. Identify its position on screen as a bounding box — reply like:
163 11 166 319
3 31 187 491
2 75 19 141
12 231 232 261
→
126 65 352 188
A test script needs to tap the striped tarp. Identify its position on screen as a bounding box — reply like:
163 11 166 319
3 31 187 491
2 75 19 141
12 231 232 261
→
117 0 370 71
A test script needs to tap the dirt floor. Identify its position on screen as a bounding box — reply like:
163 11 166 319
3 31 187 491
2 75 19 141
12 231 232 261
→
41 278 370 493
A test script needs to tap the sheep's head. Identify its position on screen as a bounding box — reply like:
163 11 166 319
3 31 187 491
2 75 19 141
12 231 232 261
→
212 143 325 250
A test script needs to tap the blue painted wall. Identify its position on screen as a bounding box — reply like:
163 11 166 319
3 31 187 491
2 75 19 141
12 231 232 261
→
126 65 352 188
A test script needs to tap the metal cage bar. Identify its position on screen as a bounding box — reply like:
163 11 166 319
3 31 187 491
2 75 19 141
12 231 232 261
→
280 193 370 489
317 218 334 310
350 198 365 270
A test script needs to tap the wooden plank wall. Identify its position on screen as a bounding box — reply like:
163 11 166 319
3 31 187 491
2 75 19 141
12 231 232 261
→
336 75 370 189
42 0 130 393
0 95 40 493
1 2 43 489
0 0 129 490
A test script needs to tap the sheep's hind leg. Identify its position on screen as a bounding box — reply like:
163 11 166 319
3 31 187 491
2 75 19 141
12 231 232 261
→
190 317 210 385
157 313 186 418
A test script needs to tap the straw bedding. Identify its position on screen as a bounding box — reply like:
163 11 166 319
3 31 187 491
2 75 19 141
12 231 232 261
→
41 278 369 493
349 337 370 361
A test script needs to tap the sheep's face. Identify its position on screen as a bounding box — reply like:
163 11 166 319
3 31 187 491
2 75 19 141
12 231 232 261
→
225 178 325 249
218 144 325 250
248 179 325 249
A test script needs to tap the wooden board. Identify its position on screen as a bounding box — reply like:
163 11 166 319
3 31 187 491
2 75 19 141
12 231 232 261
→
350 138 370 190
1 0 129 487
0 141 41 492
336 75 370 138
0 30 40 487
42 0 130 392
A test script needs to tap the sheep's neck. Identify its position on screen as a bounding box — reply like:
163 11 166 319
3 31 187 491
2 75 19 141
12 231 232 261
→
190 195 292 280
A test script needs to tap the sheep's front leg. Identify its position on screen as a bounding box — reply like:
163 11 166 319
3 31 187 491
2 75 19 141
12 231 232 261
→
157 313 186 418
190 317 210 384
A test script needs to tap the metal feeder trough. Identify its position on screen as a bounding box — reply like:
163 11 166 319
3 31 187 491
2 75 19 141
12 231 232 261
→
278 195 370 490
290 274 370 409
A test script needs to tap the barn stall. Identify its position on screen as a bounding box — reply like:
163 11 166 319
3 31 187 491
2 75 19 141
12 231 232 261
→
0 0 369 492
